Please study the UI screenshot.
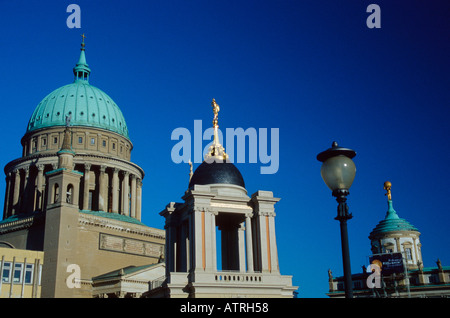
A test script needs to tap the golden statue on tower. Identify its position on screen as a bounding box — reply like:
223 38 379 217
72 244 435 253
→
384 181 392 201
212 98 220 128
205 98 228 162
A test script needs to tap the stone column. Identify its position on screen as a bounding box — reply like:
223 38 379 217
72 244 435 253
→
122 171 129 216
98 165 107 211
250 191 280 273
82 164 91 211
210 211 217 272
255 213 270 272
204 210 217 272
192 207 205 271
267 213 279 273
136 178 142 220
245 214 254 273
395 237 401 253
22 167 30 212
35 164 44 211
12 169 21 215
160 203 176 275
166 220 175 273
130 174 137 218
238 223 246 272
3 173 11 219
112 168 119 213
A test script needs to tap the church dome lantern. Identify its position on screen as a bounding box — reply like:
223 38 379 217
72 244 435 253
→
188 99 246 191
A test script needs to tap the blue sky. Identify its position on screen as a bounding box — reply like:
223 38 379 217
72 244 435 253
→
1 1 449 297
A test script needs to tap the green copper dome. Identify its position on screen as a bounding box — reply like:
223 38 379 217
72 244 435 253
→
26 42 130 140
369 200 419 237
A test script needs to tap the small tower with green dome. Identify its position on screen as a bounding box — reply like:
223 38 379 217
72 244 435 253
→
369 181 423 270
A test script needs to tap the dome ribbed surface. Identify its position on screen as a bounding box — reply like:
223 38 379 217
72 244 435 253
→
369 200 419 237
26 81 129 139
189 161 245 189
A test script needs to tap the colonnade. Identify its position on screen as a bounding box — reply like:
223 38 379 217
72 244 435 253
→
162 190 280 276
3 162 142 221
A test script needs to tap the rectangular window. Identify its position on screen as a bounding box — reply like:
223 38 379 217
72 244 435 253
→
24 264 34 284
91 138 95 145
112 143 116 150
1 262 11 283
13 263 23 283
405 248 412 260
42 138 47 146
78 137 83 144
54 137 58 144
102 140 106 147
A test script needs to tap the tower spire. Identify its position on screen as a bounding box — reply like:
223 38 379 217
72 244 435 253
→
383 181 399 220
73 34 91 82
205 98 228 162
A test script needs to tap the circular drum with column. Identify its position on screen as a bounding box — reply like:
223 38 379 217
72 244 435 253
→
2 41 144 223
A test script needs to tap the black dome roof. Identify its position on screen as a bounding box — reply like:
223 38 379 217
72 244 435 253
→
189 161 245 189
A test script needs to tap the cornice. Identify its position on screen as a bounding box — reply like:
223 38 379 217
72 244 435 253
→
78 212 165 240
0 213 43 234
4 152 144 177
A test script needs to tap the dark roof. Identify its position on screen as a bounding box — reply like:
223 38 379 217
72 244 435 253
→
189 161 245 189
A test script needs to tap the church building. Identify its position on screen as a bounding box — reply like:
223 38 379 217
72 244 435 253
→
0 37 296 298
0 38 165 298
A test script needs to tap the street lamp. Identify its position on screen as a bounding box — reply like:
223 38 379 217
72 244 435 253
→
317 141 356 298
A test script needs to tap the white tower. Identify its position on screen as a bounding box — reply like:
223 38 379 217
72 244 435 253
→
155 99 296 298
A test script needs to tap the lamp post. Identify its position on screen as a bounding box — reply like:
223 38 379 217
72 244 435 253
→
317 141 356 298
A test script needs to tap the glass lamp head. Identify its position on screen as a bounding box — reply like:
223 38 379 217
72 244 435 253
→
317 141 356 192
320 155 356 191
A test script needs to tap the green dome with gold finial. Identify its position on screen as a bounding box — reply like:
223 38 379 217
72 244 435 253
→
25 36 130 140
369 181 419 238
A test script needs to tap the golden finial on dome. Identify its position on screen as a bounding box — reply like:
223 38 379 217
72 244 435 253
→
205 98 228 162
384 181 392 201
81 33 86 48
212 98 220 128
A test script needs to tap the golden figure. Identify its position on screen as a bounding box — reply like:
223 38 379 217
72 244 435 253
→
384 181 392 200
205 99 228 162
188 160 193 181
212 98 220 128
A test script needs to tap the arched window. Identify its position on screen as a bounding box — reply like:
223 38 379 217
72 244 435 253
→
53 183 60 204
66 184 74 204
